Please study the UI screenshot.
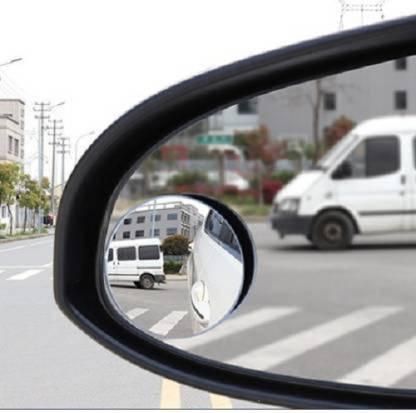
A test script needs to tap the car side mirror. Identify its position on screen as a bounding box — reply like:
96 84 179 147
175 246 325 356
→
332 160 352 180
54 16 416 409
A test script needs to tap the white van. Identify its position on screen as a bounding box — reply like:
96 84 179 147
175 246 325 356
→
271 116 416 249
107 238 166 289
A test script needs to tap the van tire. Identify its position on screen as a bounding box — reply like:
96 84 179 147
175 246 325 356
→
311 211 353 250
139 274 155 290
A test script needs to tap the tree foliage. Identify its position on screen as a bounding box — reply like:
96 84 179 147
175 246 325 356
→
161 235 189 256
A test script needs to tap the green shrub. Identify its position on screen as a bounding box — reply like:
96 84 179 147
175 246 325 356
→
164 261 182 274
161 235 189 255
168 171 208 186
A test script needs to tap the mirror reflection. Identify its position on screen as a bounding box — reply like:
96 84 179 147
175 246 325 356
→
106 195 244 338
109 54 416 389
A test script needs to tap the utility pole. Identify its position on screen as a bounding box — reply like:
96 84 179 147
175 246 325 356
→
57 137 70 190
47 119 63 214
338 1 386 30
33 102 51 230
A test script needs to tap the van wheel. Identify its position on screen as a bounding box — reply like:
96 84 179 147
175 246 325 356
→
140 274 155 290
311 211 353 250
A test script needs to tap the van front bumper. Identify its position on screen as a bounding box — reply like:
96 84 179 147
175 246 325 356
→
271 212 313 237
154 274 166 284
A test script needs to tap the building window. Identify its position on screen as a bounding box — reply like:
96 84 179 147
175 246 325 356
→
152 228 160 237
237 98 258 114
150 214 161 222
14 139 19 156
395 90 407 110
323 93 336 110
123 218 132 225
166 227 177 236
395 58 407 70
1 206 7 218
135 230 144 238
136 216 145 223
167 213 178 221
8 136 13 154
122 231 130 239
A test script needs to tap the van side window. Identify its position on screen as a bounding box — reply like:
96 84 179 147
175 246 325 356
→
117 247 136 261
139 245 160 260
342 136 399 178
107 248 113 262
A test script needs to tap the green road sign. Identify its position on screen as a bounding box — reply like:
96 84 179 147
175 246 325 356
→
196 134 234 145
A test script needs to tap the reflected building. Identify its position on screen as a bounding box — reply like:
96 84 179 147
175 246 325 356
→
114 200 204 241
259 57 416 144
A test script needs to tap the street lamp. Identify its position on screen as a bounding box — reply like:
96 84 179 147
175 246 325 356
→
0 57 23 68
74 131 95 162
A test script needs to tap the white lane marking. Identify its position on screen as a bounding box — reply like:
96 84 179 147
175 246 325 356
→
126 307 148 320
228 306 401 370
42 262 52 268
0 246 24 253
168 307 299 350
149 311 188 336
7 269 43 281
339 335 416 386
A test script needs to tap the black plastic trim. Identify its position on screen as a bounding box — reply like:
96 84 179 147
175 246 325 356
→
55 16 416 408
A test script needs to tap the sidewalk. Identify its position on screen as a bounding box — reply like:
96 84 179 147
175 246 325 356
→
0 228 54 244
166 274 187 281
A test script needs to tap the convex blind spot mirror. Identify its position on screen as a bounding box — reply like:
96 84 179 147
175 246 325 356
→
105 195 247 338
55 17 416 408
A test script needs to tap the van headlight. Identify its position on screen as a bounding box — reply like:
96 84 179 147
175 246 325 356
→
278 198 300 214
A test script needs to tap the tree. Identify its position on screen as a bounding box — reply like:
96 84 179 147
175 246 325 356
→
323 115 355 152
234 125 286 204
17 174 39 232
0 163 20 235
161 235 189 256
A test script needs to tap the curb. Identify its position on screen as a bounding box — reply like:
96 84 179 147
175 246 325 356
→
0 233 53 244
166 274 188 281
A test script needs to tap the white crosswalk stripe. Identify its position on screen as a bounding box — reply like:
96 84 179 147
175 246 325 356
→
126 307 148 320
168 307 299 350
149 311 188 336
227 306 401 370
7 269 43 281
339 335 416 386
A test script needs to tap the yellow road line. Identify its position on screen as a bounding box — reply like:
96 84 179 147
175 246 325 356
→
210 393 233 409
160 379 181 409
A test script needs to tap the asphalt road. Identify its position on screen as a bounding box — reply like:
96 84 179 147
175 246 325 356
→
2 224 416 407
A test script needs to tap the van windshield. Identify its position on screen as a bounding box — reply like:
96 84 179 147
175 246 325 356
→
317 133 359 170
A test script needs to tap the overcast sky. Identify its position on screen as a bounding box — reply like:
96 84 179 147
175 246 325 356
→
1 0 416 181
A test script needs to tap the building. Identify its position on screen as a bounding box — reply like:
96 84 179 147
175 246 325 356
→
114 200 204 242
258 57 416 144
0 99 25 233
0 99 25 163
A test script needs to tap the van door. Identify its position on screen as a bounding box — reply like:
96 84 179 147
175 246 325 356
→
106 247 116 275
137 245 163 275
116 246 138 276
332 135 406 233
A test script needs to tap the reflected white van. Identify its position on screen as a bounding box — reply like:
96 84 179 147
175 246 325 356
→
271 116 416 249
107 238 165 289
